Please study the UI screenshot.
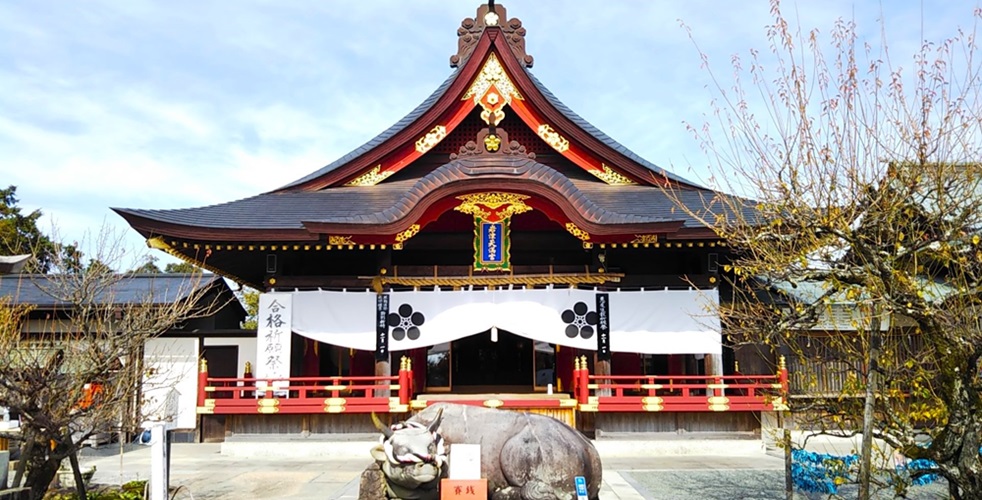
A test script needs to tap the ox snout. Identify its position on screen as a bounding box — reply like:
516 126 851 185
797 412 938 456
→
407 461 440 483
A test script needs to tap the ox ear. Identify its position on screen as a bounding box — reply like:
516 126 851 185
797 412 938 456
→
427 407 444 434
372 412 394 439
370 444 388 462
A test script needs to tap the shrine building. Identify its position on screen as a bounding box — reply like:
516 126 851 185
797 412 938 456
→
115 3 786 440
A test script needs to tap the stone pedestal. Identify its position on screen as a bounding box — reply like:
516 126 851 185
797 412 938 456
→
358 462 387 500
0 450 7 490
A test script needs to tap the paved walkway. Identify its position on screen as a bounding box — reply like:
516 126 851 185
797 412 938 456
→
78 441 784 499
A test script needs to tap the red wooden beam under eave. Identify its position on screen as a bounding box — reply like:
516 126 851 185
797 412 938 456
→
359 98 477 184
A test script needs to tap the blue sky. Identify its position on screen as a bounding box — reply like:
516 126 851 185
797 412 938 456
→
0 1 972 269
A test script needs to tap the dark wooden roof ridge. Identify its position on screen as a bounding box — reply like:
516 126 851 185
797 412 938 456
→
300 156 687 237
272 20 702 193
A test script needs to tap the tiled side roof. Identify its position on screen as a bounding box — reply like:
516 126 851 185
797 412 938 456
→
0 273 225 307
275 70 461 191
114 186 415 229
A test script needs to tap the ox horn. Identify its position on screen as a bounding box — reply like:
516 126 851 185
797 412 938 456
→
372 412 394 439
427 407 444 434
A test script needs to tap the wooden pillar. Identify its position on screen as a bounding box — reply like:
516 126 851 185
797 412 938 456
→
197 358 208 408
375 353 390 398
595 353 611 397
704 353 724 396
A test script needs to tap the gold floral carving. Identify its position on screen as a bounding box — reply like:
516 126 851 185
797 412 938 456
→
415 125 447 154
395 224 421 243
328 235 355 246
631 234 659 244
589 164 636 185
462 54 523 126
454 192 532 220
565 223 590 241
537 124 569 153
483 134 501 152
345 165 393 187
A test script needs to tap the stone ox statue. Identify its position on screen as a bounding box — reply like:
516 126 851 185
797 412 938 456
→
365 402 602 500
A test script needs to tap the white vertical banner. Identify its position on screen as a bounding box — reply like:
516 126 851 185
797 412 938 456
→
257 293 292 384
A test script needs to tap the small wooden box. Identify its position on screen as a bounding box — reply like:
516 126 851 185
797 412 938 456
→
441 478 488 499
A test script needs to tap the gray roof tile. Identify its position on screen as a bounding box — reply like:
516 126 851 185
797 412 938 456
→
0 273 225 308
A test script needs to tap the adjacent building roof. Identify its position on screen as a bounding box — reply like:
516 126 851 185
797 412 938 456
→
0 273 232 308
0 255 31 275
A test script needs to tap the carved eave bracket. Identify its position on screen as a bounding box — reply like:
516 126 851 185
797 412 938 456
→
451 4 534 69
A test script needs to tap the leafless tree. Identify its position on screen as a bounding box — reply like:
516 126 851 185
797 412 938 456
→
673 1 982 498
0 227 220 500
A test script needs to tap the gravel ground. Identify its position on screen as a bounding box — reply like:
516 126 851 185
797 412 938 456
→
623 470 951 500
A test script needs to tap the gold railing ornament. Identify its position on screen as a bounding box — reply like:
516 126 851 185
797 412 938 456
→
574 357 581 371
405 357 412 371
199 358 208 373
778 355 787 372
580 355 588 367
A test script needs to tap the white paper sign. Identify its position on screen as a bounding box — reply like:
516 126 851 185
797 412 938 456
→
449 443 481 480
257 293 292 383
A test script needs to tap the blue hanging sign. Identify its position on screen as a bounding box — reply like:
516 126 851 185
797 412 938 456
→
473 216 511 271
481 221 503 263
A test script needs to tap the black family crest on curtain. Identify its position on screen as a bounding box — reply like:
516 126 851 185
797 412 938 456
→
595 293 611 360
453 192 532 271
561 301 598 339
375 294 390 361
388 303 426 341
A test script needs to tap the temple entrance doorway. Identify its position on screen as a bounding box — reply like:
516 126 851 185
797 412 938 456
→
453 329 531 393
423 330 557 394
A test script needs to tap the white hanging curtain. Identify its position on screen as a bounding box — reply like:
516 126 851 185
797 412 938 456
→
284 288 721 355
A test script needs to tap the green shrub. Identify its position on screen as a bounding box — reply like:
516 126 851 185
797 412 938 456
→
44 480 147 500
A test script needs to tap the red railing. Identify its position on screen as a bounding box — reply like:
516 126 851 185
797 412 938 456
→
572 356 790 412
196 357 415 415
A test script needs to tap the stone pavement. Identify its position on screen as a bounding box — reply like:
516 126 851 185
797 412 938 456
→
78 439 785 499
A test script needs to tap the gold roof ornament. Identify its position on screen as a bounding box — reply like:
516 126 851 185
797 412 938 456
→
565 223 590 242
345 165 393 187
415 125 448 154
463 54 524 126
589 164 636 185
454 192 532 220
537 124 569 153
